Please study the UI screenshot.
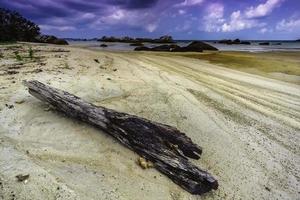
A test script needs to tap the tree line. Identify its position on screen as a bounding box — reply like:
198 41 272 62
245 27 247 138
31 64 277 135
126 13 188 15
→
0 8 40 42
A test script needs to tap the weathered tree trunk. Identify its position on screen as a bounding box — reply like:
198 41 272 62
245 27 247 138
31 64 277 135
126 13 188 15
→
23 80 218 195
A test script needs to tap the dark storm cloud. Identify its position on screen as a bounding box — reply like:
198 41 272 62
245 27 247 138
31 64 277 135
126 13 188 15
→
108 0 159 9
0 0 178 28
0 0 167 21
0 0 74 19
1 0 298 39
61 0 106 12
0 0 200 35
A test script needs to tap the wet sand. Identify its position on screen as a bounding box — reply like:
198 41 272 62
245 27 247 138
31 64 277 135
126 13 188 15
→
0 43 299 199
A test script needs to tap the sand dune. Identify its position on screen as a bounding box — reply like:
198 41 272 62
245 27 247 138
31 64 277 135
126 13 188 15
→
0 44 299 200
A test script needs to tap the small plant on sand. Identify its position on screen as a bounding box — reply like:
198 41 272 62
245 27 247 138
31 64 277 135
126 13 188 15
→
64 63 71 69
14 51 22 61
28 47 34 59
94 59 99 63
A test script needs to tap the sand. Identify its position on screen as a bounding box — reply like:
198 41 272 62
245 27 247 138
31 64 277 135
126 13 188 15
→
0 43 299 200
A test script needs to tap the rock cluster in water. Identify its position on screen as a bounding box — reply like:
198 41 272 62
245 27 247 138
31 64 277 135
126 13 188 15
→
130 42 144 46
218 39 251 45
35 35 68 45
98 35 174 43
258 42 270 45
134 41 218 52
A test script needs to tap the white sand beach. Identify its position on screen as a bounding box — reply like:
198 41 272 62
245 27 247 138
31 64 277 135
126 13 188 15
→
0 43 299 200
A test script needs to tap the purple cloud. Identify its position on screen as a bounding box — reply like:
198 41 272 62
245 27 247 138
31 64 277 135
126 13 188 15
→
0 0 299 39
175 0 204 7
0 0 184 33
109 0 159 9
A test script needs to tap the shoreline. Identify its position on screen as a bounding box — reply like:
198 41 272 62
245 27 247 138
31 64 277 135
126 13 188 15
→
0 43 299 200
67 39 300 53
79 45 300 84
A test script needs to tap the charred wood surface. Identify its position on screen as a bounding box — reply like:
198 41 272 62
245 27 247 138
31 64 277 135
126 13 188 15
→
23 80 218 195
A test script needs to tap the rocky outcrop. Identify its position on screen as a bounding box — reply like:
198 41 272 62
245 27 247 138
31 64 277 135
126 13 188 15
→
240 41 251 45
233 39 241 44
134 46 151 51
98 35 174 43
100 44 108 47
180 41 218 51
53 39 69 45
154 35 173 43
64 38 98 41
135 41 218 52
259 42 270 45
218 39 251 45
98 36 119 42
135 38 153 42
218 40 231 44
130 42 144 46
134 45 179 52
152 44 180 51
35 35 68 45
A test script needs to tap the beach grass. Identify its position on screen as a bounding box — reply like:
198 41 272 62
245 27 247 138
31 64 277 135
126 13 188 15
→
180 51 300 84
14 51 23 61
28 47 34 59
184 51 300 75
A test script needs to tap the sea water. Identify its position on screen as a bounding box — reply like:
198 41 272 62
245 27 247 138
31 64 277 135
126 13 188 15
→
68 40 300 52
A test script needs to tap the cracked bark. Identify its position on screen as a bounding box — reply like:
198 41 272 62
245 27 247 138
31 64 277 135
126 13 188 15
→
23 80 218 195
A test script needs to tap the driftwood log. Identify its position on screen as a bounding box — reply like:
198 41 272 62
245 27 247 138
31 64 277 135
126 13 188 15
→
23 80 218 195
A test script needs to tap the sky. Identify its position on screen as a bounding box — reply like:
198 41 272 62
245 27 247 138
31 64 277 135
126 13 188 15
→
1 0 300 40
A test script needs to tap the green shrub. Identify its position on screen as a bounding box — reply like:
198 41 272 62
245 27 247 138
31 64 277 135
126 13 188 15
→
14 51 22 61
29 47 33 59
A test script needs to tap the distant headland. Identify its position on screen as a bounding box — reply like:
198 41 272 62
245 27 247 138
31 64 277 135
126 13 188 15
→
98 35 174 43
